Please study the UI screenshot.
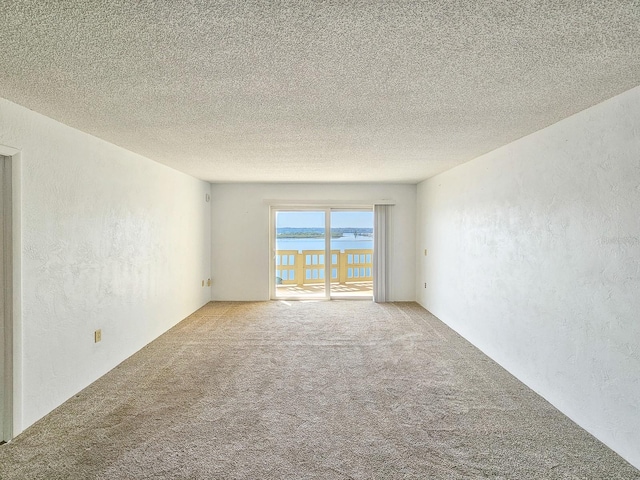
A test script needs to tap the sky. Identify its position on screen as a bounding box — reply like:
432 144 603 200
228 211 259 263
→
276 210 373 228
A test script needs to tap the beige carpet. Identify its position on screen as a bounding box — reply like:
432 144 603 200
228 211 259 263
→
1 301 638 479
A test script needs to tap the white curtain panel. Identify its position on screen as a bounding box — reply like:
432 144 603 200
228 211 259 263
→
373 204 389 303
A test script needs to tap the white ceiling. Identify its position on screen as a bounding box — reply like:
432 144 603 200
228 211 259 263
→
1 1 639 183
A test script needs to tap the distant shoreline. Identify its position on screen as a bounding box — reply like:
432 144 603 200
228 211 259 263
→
276 228 373 240
277 233 346 239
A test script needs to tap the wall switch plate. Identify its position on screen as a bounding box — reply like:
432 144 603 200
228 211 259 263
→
94 329 102 343
207 278 211 286
202 280 204 286
424 249 428 256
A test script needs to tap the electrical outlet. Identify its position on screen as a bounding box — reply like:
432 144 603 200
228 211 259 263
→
202 280 205 286
94 329 102 343
424 249 428 256
424 283 427 288
207 278 211 286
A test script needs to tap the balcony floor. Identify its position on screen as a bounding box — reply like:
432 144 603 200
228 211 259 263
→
275 281 373 298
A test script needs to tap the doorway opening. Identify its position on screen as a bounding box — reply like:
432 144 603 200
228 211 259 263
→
0 154 13 443
271 207 373 300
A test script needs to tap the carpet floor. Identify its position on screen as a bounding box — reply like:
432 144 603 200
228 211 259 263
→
0 301 638 479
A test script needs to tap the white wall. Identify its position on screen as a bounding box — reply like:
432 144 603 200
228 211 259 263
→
211 183 416 301
0 98 211 432
416 86 640 468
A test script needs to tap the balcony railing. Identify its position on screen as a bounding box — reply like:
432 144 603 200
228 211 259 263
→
275 249 373 286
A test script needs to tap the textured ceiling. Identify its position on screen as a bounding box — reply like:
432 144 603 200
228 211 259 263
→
1 1 639 183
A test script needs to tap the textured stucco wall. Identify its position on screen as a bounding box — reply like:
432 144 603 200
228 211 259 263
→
0 98 212 432
211 183 416 301
416 86 640 468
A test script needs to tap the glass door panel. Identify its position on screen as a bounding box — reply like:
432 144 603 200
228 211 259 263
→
274 210 327 299
330 210 374 298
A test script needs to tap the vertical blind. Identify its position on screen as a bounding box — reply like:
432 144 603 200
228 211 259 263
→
373 204 390 303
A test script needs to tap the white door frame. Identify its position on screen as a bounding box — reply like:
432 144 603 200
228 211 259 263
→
0 145 21 443
269 205 373 301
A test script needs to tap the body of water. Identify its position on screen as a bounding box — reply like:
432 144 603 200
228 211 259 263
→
276 233 373 252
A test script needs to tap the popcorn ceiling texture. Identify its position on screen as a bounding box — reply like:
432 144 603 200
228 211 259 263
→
1 1 639 182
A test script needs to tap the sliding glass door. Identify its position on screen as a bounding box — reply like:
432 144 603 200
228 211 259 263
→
271 207 373 300
273 210 327 299
329 210 374 298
